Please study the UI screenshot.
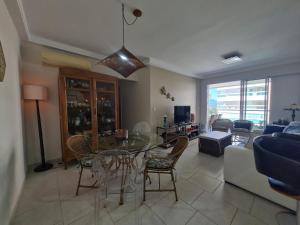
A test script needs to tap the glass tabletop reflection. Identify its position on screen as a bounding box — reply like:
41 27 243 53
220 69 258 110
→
98 133 162 153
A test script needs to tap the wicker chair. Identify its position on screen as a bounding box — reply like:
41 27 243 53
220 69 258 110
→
143 136 189 201
66 135 97 195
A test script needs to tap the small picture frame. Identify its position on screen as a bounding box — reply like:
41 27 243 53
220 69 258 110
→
0 41 6 82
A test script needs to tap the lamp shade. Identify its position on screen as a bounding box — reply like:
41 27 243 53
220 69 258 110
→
23 85 47 101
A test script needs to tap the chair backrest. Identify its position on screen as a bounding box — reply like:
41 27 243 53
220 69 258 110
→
169 136 189 167
132 121 152 135
253 135 300 188
233 120 253 131
212 119 233 132
66 135 92 161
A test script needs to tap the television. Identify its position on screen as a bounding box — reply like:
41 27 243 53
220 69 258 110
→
174 106 191 124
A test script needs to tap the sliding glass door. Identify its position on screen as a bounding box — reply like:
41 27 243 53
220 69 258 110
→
207 78 271 129
244 79 271 129
208 81 241 121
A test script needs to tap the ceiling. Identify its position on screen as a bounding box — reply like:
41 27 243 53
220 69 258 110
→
7 0 300 78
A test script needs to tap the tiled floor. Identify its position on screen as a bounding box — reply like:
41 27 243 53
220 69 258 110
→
11 140 287 225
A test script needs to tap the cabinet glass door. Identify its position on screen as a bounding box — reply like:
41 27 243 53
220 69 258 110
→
66 77 92 136
96 81 116 135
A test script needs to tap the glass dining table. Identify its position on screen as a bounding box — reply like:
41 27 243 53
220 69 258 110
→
94 133 163 205
97 133 162 154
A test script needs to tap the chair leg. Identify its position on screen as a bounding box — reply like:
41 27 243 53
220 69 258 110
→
297 200 300 225
158 173 161 190
171 170 178 201
143 170 146 201
76 167 83 196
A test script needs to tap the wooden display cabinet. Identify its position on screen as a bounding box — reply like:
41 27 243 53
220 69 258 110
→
58 68 119 168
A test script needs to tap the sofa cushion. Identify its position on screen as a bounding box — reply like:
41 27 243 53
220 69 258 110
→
283 121 300 135
263 124 286 135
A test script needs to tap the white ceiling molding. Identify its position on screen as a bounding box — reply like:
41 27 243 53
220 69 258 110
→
16 0 31 39
30 35 106 60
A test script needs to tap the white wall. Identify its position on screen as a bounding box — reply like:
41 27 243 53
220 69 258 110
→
0 1 25 224
150 66 197 127
22 63 61 165
270 74 300 122
198 61 300 125
119 67 151 131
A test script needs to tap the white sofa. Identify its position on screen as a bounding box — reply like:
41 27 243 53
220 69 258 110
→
224 143 297 211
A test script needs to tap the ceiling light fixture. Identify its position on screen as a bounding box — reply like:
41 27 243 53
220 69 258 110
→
100 3 145 78
222 52 243 64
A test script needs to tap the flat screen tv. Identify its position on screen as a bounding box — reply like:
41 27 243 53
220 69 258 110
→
174 106 191 124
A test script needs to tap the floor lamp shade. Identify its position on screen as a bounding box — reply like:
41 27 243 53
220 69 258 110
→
23 84 52 172
23 85 47 100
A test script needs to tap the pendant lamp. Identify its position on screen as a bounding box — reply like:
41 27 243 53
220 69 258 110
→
101 4 145 78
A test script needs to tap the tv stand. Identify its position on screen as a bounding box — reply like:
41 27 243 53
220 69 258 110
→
156 122 201 148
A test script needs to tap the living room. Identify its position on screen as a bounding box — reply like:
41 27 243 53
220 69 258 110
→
1 0 300 225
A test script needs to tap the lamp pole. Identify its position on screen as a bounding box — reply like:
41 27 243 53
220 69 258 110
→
34 99 53 172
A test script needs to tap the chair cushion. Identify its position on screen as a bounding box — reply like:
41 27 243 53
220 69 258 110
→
234 121 252 131
81 157 93 167
269 178 300 197
146 158 173 169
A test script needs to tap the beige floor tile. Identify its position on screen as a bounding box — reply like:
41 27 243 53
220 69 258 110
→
68 209 114 225
186 212 217 225
105 196 139 222
192 191 237 225
250 197 286 225
14 170 60 217
61 197 95 224
213 183 254 213
11 202 63 225
173 178 204 204
231 210 267 225
188 171 221 192
115 205 165 225
58 167 96 201
151 194 195 225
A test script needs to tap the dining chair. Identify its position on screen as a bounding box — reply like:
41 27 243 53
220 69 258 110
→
133 121 152 136
66 135 97 195
143 136 189 201
92 150 145 225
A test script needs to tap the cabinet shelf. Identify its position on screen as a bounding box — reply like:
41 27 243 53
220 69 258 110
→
67 87 90 92
97 90 115 94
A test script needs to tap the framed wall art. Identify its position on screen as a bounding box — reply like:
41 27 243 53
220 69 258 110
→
0 41 6 82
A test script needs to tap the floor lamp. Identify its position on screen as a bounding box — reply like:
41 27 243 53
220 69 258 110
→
23 85 53 172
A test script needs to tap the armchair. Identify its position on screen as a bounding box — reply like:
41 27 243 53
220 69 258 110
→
211 119 233 132
253 134 300 225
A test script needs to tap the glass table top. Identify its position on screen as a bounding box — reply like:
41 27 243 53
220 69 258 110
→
98 133 163 153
